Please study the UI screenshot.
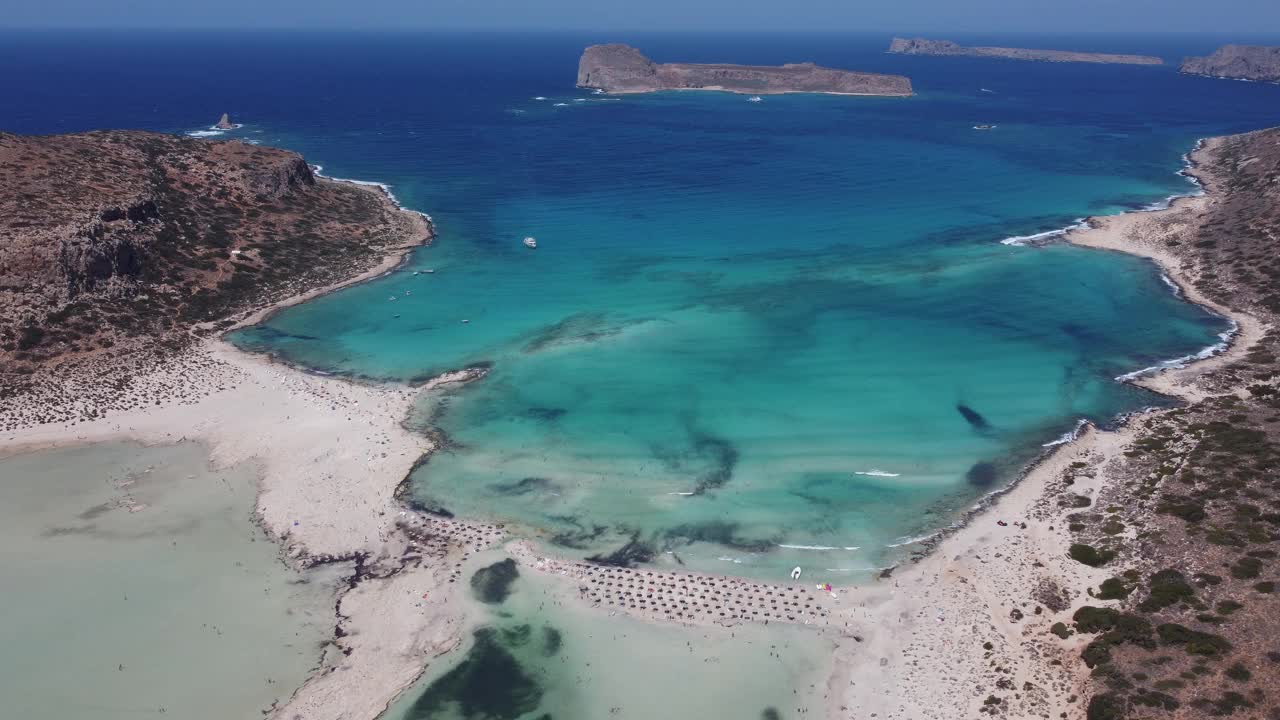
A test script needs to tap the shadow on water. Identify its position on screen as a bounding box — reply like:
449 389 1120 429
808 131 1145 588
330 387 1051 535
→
956 403 993 434
965 461 1000 487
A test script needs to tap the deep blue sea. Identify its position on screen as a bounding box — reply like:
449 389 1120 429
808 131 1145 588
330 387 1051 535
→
7 31 1280 581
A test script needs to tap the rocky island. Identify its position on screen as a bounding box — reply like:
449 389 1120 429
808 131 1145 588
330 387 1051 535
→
576 44 913 97
889 37 1164 65
1181 44 1280 83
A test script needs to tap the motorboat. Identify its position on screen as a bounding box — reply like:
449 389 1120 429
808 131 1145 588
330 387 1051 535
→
523 236 538 249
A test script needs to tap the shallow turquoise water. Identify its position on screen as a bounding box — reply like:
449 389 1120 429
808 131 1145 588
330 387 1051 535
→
222 49 1255 578
14 32 1265 581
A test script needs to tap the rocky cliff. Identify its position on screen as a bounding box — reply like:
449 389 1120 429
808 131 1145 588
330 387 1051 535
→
888 37 1163 66
0 130 430 388
577 44 912 96
1181 45 1280 83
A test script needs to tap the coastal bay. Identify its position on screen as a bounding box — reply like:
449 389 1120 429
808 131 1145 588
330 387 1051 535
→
4 31 1280 720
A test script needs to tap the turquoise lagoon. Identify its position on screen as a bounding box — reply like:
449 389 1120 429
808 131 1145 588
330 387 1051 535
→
8 32 1278 581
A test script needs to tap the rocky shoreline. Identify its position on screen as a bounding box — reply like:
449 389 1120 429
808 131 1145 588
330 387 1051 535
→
1181 45 1280 84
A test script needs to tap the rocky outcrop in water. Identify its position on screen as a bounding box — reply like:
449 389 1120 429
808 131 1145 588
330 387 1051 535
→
1181 45 1280 83
577 44 912 96
888 37 1163 66
214 112 235 129
0 130 431 388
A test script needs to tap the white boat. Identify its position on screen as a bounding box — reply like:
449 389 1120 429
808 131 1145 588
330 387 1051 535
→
748 95 763 103
523 236 538 249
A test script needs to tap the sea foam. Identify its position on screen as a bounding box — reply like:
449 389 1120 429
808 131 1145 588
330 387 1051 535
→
1042 418 1089 447
1114 319 1238 382
310 165 433 222
1001 138 1205 247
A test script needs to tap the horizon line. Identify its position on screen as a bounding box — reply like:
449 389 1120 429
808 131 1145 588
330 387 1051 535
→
2 27 1279 36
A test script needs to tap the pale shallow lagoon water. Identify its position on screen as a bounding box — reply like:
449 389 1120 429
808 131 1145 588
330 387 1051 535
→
384 551 829 720
0 442 339 720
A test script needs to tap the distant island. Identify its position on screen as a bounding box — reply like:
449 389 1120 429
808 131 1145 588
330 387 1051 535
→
1181 44 1280 83
888 37 1164 66
576 44 913 97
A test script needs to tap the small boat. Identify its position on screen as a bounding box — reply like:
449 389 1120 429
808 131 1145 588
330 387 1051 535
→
747 95 763 103
973 124 997 131
523 236 538 249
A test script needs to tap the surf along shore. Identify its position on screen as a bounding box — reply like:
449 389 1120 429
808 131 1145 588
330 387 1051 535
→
3 127 1276 720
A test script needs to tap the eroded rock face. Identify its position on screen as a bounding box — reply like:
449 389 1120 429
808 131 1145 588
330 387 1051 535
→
577 44 658 92
888 37 1164 66
215 112 235 129
1181 45 1280 83
576 44 912 96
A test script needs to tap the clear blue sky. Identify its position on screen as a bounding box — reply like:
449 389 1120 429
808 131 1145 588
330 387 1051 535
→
4 0 1279 33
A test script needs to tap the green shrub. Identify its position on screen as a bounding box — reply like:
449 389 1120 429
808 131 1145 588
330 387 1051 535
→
1082 641 1113 668
1070 543 1116 567
1086 693 1126 720
1074 607 1122 633
1231 557 1263 579
1157 495 1206 522
1138 569 1195 612
1224 662 1251 682
1097 578 1132 600
1215 600 1244 615
1157 623 1232 656
1131 689 1179 710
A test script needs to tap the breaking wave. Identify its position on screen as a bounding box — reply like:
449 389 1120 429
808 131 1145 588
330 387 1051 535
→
1114 319 1238 382
310 165 433 222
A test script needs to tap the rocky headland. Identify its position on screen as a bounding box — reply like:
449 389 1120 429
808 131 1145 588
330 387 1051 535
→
1047 128 1280 720
888 37 1164 65
577 43 913 96
1181 45 1280 83
0 130 431 427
